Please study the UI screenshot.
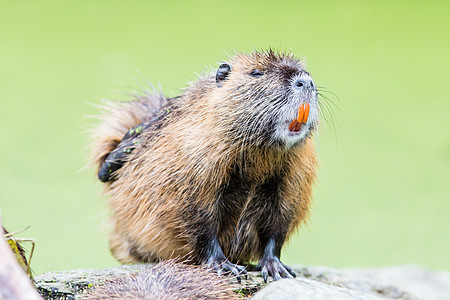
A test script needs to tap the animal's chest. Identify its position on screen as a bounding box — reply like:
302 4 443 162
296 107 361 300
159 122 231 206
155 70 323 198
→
217 172 256 226
217 165 282 230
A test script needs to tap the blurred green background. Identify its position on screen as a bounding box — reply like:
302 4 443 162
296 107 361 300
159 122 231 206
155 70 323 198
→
1 1 449 275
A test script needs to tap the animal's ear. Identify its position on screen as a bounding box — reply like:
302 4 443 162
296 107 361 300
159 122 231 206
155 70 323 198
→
216 63 231 87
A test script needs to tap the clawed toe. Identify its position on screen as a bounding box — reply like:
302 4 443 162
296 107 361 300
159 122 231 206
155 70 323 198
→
259 257 296 283
282 262 297 278
208 258 247 283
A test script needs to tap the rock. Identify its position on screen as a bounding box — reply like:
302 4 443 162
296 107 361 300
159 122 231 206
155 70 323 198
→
254 264 450 300
35 264 147 300
253 278 384 300
33 264 450 300
358 265 450 300
291 264 413 299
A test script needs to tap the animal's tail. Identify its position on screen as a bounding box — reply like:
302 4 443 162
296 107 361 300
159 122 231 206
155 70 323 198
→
89 92 167 175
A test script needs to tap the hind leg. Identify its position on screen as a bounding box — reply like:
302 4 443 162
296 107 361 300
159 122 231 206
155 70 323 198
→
108 224 161 264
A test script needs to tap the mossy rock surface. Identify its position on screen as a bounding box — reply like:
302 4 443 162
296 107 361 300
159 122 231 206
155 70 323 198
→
34 264 450 300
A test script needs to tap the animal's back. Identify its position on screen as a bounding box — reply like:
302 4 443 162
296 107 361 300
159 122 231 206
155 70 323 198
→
90 92 168 174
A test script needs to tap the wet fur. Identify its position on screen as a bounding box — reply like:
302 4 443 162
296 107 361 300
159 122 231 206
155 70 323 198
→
85 260 238 300
91 50 318 265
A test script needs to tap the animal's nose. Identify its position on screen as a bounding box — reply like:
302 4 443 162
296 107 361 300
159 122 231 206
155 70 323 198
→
293 78 314 90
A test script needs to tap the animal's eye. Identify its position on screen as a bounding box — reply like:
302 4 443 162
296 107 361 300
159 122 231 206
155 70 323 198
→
250 69 264 77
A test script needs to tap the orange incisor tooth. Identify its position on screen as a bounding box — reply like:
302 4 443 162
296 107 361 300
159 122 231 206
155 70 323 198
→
302 103 310 123
297 104 305 122
290 103 310 132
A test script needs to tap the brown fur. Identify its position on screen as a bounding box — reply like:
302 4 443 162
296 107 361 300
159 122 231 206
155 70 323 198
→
85 260 238 300
91 50 318 266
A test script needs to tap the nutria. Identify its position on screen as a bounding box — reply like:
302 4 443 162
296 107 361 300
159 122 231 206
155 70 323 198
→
91 49 318 282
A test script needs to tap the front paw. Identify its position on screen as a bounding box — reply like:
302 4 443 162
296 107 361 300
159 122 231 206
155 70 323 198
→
258 256 296 283
207 257 247 283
